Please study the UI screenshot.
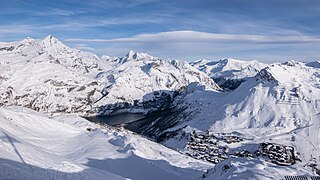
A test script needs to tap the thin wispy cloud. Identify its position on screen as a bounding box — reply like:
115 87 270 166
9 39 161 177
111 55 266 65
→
29 8 88 16
91 0 160 8
71 43 96 52
64 30 320 63
0 16 165 36
0 25 35 35
0 0 320 62
65 31 320 44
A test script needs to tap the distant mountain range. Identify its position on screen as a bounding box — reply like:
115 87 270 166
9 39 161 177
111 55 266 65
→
0 36 219 115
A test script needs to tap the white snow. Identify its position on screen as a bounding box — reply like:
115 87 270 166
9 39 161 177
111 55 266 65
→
0 37 219 116
163 61 320 177
191 58 267 79
94 53 220 113
0 106 212 180
0 36 319 179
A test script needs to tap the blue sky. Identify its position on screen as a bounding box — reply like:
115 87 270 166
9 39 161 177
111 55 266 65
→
1 0 320 62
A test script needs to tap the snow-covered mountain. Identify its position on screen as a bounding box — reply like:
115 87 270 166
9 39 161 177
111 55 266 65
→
191 58 267 90
0 35 102 74
95 51 220 114
0 36 219 115
0 36 104 115
1 36 319 179
191 58 267 79
102 50 156 66
130 60 320 176
179 60 320 132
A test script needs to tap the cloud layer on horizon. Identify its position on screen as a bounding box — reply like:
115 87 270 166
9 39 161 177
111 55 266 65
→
63 31 320 62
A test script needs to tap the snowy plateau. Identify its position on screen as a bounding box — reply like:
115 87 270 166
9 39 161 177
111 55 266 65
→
0 36 319 180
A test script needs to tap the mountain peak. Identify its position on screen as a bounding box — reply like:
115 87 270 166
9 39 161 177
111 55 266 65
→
255 67 278 84
125 50 154 60
125 50 137 59
19 37 36 44
42 35 60 45
282 60 301 67
219 58 258 65
39 35 70 53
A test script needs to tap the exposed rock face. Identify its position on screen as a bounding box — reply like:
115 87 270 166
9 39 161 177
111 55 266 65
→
255 67 279 84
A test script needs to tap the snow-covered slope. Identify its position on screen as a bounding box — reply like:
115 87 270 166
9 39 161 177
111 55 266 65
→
0 35 102 74
0 106 212 180
95 51 220 114
190 58 267 80
190 59 267 90
0 37 219 115
131 60 320 176
181 60 319 131
0 36 105 115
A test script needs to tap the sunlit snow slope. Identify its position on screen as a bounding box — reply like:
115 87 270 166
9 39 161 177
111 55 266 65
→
0 106 212 180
